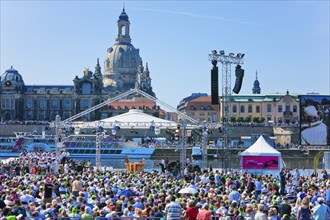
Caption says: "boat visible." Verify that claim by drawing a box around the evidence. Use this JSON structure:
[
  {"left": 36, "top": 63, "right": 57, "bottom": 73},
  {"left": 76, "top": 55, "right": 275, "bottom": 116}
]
[{"left": 0, "top": 132, "right": 155, "bottom": 168}]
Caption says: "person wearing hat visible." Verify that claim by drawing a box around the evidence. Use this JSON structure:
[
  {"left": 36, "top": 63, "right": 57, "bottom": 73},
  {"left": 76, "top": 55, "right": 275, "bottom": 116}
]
[
  {"left": 312, "top": 197, "right": 330, "bottom": 220},
  {"left": 197, "top": 203, "right": 212, "bottom": 220}
]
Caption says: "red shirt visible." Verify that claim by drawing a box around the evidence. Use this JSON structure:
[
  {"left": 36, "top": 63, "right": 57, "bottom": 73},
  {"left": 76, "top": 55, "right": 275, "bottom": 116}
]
[
  {"left": 197, "top": 209, "right": 212, "bottom": 220},
  {"left": 185, "top": 207, "right": 199, "bottom": 220}
]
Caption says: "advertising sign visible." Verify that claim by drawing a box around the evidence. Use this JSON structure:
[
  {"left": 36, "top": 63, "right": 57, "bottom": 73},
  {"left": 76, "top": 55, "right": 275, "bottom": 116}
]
[{"left": 242, "top": 156, "right": 279, "bottom": 170}]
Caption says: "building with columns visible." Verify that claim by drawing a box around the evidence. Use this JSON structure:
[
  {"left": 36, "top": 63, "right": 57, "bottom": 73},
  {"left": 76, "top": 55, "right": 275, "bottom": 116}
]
[{"left": 0, "top": 8, "right": 156, "bottom": 122}]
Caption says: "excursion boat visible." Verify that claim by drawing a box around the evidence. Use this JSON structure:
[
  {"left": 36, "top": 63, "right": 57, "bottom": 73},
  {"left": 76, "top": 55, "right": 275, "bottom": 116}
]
[{"left": 0, "top": 132, "right": 155, "bottom": 168}]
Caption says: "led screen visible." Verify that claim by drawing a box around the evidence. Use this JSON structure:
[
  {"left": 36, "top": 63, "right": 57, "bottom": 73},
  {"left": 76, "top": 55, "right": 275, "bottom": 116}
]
[{"left": 300, "top": 95, "right": 330, "bottom": 145}]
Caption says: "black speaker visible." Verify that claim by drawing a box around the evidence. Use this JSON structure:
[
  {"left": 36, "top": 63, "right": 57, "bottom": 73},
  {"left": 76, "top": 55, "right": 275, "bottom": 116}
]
[
  {"left": 232, "top": 64, "right": 244, "bottom": 94},
  {"left": 211, "top": 66, "right": 219, "bottom": 104}
]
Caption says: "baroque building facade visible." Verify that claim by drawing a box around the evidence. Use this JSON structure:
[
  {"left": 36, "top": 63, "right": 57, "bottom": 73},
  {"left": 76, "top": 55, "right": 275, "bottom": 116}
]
[{"left": 0, "top": 8, "right": 156, "bottom": 122}]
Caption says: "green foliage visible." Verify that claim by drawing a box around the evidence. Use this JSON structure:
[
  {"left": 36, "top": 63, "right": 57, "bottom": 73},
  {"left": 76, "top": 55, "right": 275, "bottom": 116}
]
[{"left": 244, "top": 116, "right": 252, "bottom": 122}]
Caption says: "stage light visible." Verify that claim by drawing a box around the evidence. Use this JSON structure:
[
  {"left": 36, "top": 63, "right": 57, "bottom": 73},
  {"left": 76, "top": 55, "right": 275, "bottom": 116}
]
[
  {"left": 229, "top": 53, "right": 234, "bottom": 57},
  {"left": 241, "top": 54, "right": 245, "bottom": 58},
  {"left": 220, "top": 50, "right": 225, "bottom": 55},
  {"left": 236, "top": 53, "right": 242, "bottom": 58},
  {"left": 211, "top": 50, "right": 217, "bottom": 54}
]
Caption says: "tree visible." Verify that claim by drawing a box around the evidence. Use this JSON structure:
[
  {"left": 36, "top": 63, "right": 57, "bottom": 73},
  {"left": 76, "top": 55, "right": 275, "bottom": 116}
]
[
  {"left": 230, "top": 116, "right": 236, "bottom": 123},
  {"left": 313, "top": 151, "right": 323, "bottom": 177},
  {"left": 252, "top": 117, "right": 259, "bottom": 123},
  {"left": 244, "top": 116, "right": 252, "bottom": 123},
  {"left": 259, "top": 117, "right": 266, "bottom": 123},
  {"left": 236, "top": 116, "right": 244, "bottom": 123}
]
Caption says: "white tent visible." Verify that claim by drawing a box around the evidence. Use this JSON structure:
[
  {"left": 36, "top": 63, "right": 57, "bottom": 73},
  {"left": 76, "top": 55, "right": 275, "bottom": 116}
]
[
  {"left": 100, "top": 109, "right": 178, "bottom": 128},
  {"left": 240, "top": 135, "right": 285, "bottom": 172}
]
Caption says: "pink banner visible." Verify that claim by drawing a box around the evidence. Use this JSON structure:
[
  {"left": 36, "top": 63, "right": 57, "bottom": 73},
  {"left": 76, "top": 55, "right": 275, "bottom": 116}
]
[{"left": 242, "top": 156, "right": 279, "bottom": 170}]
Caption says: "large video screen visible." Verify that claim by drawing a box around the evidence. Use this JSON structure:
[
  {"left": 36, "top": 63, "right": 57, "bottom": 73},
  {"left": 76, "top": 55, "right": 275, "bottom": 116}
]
[{"left": 300, "top": 95, "right": 330, "bottom": 145}]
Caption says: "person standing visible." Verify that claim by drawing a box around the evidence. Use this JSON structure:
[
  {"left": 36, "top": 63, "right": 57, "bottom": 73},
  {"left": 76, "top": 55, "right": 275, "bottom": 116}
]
[
  {"left": 72, "top": 176, "right": 82, "bottom": 197},
  {"left": 197, "top": 203, "right": 212, "bottom": 220},
  {"left": 278, "top": 197, "right": 291, "bottom": 218},
  {"left": 43, "top": 178, "right": 53, "bottom": 204},
  {"left": 255, "top": 204, "right": 267, "bottom": 220},
  {"left": 312, "top": 197, "right": 330, "bottom": 220},
  {"left": 184, "top": 200, "right": 199, "bottom": 220},
  {"left": 165, "top": 196, "right": 181, "bottom": 220},
  {"left": 279, "top": 168, "right": 286, "bottom": 195},
  {"left": 297, "top": 197, "right": 311, "bottom": 220}
]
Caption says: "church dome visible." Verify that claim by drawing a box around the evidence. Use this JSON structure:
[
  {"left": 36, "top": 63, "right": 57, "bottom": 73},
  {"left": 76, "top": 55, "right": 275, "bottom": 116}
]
[
  {"left": 118, "top": 8, "right": 129, "bottom": 21},
  {"left": 1, "top": 66, "right": 24, "bottom": 84},
  {"left": 104, "top": 43, "right": 141, "bottom": 75}
]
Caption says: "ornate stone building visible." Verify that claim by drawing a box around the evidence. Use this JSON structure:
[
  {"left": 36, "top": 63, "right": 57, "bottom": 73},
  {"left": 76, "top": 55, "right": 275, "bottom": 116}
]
[{"left": 0, "top": 8, "right": 156, "bottom": 122}]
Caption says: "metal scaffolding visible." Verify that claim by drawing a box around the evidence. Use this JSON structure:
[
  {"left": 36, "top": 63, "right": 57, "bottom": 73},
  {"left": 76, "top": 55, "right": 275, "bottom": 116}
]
[
  {"left": 180, "top": 122, "right": 187, "bottom": 173},
  {"left": 209, "top": 50, "right": 244, "bottom": 171},
  {"left": 201, "top": 128, "right": 208, "bottom": 171}
]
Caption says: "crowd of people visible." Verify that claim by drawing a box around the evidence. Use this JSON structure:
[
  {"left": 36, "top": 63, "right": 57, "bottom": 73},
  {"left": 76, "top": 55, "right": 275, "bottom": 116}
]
[{"left": 1, "top": 153, "right": 330, "bottom": 220}]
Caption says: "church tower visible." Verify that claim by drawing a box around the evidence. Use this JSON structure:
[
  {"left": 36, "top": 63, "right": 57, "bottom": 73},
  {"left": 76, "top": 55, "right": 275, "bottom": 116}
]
[
  {"left": 252, "top": 71, "right": 261, "bottom": 94},
  {"left": 102, "top": 7, "right": 155, "bottom": 97}
]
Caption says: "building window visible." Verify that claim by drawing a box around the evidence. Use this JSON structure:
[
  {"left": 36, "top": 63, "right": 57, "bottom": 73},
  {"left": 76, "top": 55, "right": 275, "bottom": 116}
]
[
  {"left": 51, "top": 99, "right": 59, "bottom": 109},
  {"left": 2, "top": 99, "right": 14, "bottom": 109},
  {"left": 39, "top": 99, "right": 46, "bottom": 109},
  {"left": 278, "top": 105, "right": 283, "bottom": 113},
  {"left": 200, "top": 106, "right": 206, "bottom": 110},
  {"left": 207, "top": 106, "right": 213, "bottom": 110},
  {"left": 82, "top": 99, "right": 90, "bottom": 109},
  {"left": 293, "top": 105, "right": 297, "bottom": 113},
  {"left": 256, "top": 106, "right": 260, "bottom": 113},
  {"left": 267, "top": 104, "right": 272, "bottom": 113},
  {"left": 285, "top": 104, "right": 290, "bottom": 112},
  {"left": 240, "top": 105, "right": 245, "bottom": 113},
  {"left": 267, "top": 115, "right": 272, "bottom": 122},
  {"left": 50, "top": 112, "right": 57, "bottom": 120},
  {"left": 63, "top": 112, "right": 71, "bottom": 119},
  {"left": 190, "top": 106, "right": 196, "bottom": 110},
  {"left": 248, "top": 105, "right": 252, "bottom": 113},
  {"left": 38, "top": 111, "right": 45, "bottom": 120},
  {"left": 190, "top": 112, "right": 195, "bottom": 116},
  {"left": 200, "top": 113, "right": 205, "bottom": 116},
  {"left": 26, "top": 111, "right": 33, "bottom": 120},
  {"left": 63, "top": 99, "right": 72, "bottom": 110},
  {"left": 82, "top": 83, "right": 91, "bottom": 95},
  {"left": 232, "top": 105, "right": 237, "bottom": 113},
  {"left": 26, "top": 99, "right": 33, "bottom": 109}
]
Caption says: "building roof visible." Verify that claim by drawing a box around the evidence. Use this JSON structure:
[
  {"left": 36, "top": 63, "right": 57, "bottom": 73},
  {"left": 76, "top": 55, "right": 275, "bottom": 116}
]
[{"left": 100, "top": 109, "right": 177, "bottom": 127}]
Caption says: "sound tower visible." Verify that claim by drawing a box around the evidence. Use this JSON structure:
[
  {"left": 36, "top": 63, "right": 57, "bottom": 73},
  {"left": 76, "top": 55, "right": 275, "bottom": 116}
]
[
  {"left": 232, "top": 64, "right": 244, "bottom": 94},
  {"left": 211, "top": 65, "right": 219, "bottom": 105}
]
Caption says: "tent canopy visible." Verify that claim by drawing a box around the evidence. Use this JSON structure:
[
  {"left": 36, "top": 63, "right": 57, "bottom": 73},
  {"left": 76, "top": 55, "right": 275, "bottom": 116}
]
[
  {"left": 240, "top": 135, "right": 281, "bottom": 156},
  {"left": 100, "top": 109, "right": 177, "bottom": 127},
  {"left": 240, "top": 135, "right": 285, "bottom": 171}
]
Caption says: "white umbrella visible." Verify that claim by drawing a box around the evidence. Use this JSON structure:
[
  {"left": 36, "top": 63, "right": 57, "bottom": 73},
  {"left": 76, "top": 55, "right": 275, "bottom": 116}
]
[{"left": 179, "top": 187, "right": 198, "bottom": 194}]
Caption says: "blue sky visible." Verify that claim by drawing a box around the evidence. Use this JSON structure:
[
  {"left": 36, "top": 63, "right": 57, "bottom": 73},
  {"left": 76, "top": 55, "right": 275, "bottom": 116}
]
[{"left": 1, "top": 1, "right": 329, "bottom": 108}]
